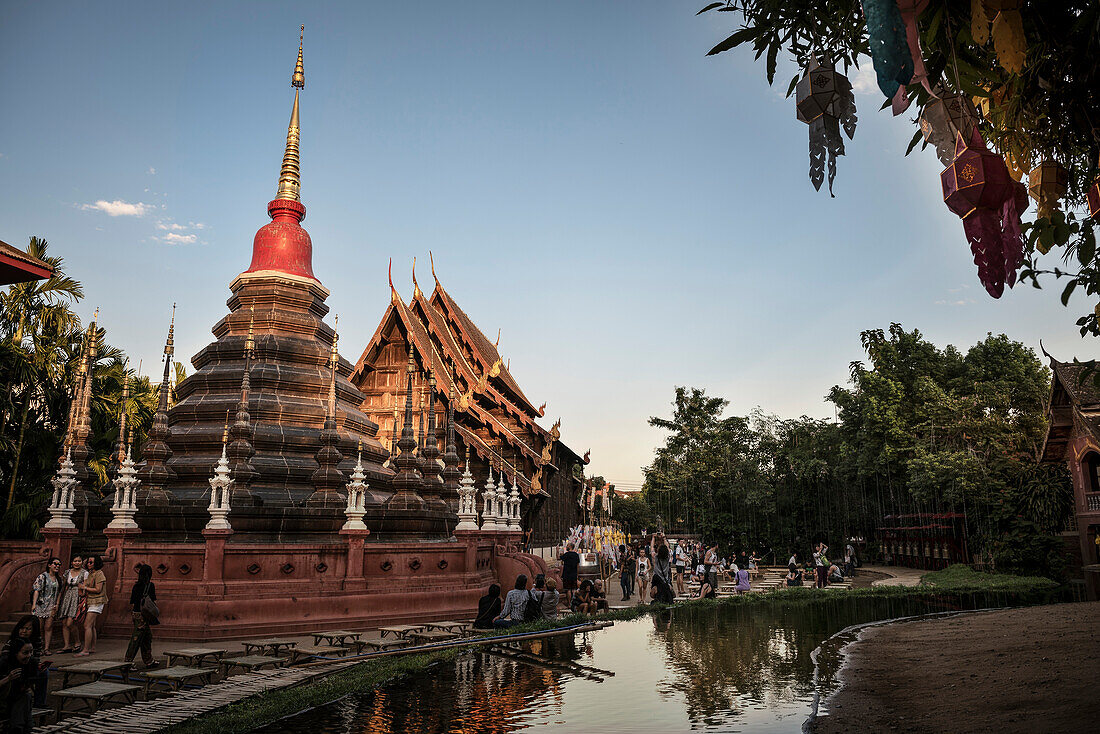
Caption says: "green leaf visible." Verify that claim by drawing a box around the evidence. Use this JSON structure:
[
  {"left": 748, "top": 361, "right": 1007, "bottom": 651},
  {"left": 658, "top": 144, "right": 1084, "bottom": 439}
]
[
  {"left": 1061, "top": 279, "right": 1077, "bottom": 306},
  {"left": 697, "top": 3, "right": 724, "bottom": 14},
  {"left": 905, "top": 129, "right": 923, "bottom": 156},
  {"left": 706, "top": 27, "right": 763, "bottom": 56},
  {"left": 786, "top": 73, "right": 800, "bottom": 98},
  {"left": 766, "top": 42, "right": 779, "bottom": 84}
]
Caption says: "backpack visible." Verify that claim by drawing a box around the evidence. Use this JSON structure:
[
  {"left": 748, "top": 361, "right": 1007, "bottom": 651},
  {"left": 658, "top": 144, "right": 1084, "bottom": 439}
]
[
  {"left": 523, "top": 590, "right": 544, "bottom": 622},
  {"left": 140, "top": 583, "right": 160, "bottom": 625}
]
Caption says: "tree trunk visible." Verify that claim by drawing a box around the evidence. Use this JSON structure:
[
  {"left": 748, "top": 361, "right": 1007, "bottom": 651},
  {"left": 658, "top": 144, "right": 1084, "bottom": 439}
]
[{"left": 5, "top": 394, "right": 31, "bottom": 512}]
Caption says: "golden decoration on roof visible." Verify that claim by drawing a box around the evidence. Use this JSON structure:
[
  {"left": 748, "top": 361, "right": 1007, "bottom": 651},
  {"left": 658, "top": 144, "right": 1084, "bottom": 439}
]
[{"left": 275, "top": 26, "right": 304, "bottom": 202}]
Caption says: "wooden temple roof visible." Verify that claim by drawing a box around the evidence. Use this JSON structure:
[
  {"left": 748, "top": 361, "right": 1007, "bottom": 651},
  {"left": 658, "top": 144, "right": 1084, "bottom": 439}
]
[
  {"left": 351, "top": 273, "right": 581, "bottom": 495},
  {"left": 1040, "top": 357, "right": 1100, "bottom": 463}
]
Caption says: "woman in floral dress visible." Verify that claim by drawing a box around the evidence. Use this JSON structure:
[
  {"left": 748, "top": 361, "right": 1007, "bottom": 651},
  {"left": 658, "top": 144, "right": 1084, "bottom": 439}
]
[{"left": 30, "top": 558, "right": 62, "bottom": 654}]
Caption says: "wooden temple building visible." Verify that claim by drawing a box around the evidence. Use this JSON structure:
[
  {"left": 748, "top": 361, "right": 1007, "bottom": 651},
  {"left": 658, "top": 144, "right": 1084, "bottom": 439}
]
[
  {"left": 1040, "top": 356, "right": 1100, "bottom": 599},
  {"left": 350, "top": 262, "right": 588, "bottom": 548},
  {"left": 0, "top": 29, "right": 585, "bottom": 639}
]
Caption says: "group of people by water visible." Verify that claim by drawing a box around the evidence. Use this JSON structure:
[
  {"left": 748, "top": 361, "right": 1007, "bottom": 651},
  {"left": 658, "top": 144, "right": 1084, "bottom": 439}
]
[{"left": 0, "top": 555, "right": 161, "bottom": 732}]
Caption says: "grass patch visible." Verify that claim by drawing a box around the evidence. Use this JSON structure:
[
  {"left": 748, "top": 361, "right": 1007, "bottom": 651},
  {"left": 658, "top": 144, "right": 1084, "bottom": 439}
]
[
  {"left": 919, "top": 564, "right": 1059, "bottom": 591},
  {"left": 165, "top": 568, "right": 1059, "bottom": 733}
]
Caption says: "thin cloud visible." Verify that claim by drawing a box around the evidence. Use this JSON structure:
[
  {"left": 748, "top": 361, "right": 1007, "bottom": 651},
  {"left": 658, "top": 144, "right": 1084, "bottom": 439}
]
[
  {"left": 80, "top": 199, "right": 151, "bottom": 217},
  {"left": 147, "top": 166, "right": 156, "bottom": 175},
  {"left": 162, "top": 232, "right": 197, "bottom": 245},
  {"left": 934, "top": 298, "right": 975, "bottom": 307},
  {"left": 156, "top": 222, "right": 187, "bottom": 231},
  {"left": 850, "top": 67, "right": 878, "bottom": 96}
]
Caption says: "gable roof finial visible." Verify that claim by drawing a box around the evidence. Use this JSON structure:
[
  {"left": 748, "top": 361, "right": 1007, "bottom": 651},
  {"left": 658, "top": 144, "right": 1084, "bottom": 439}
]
[
  {"left": 412, "top": 257, "right": 422, "bottom": 300},
  {"left": 275, "top": 26, "right": 305, "bottom": 202}
]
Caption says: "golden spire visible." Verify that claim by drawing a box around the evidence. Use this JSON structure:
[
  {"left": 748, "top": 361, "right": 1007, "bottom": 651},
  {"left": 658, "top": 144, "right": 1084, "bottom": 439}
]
[
  {"left": 165, "top": 303, "right": 176, "bottom": 358},
  {"left": 275, "top": 26, "right": 305, "bottom": 202},
  {"left": 412, "top": 257, "right": 422, "bottom": 300}
]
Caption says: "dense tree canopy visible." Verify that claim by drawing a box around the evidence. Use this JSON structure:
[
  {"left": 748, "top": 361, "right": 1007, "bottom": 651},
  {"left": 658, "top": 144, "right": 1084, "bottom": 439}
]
[
  {"left": 0, "top": 238, "right": 163, "bottom": 537},
  {"left": 642, "top": 324, "right": 1071, "bottom": 576}
]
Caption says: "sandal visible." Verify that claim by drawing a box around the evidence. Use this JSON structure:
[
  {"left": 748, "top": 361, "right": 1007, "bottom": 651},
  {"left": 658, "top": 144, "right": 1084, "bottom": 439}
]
[
  {"left": 73, "top": 651, "right": 91, "bottom": 657},
  {"left": 59, "top": 647, "right": 74, "bottom": 654}
]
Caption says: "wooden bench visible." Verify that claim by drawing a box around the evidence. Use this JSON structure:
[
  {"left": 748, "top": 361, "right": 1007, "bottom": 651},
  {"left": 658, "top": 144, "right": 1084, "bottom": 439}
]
[
  {"left": 241, "top": 638, "right": 298, "bottom": 656},
  {"left": 218, "top": 655, "right": 287, "bottom": 676},
  {"left": 53, "top": 681, "right": 140, "bottom": 718},
  {"left": 422, "top": 620, "right": 472, "bottom": 635},
  {"left": 354, "top": 638, "right": 411, "bottom": 653},
  {"left": 289, "top": 645, "right": 348, "bottom": 663},
  {"left": 309, "top": 630, "right": 362, "bottom": 647},
  {"left": 163, "top": 647, "right": 229, "bottom": 668},
  {"left": 57, "top": 660, "right": 133, "bottom": 688},
  {"left": 378, "top": 624, "right": 427, "bottom": 639},
  {"left": 406, "top": 629, "right": 458, "bottom": 645},
  {"left": 141, "top": 666, "right": 215, "bottom": 699}
]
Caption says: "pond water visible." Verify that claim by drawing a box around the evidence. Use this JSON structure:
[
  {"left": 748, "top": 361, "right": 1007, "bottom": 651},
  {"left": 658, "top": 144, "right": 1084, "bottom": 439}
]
[{"left": 258, "top": 589, "right": 1065, "bottom": 734}]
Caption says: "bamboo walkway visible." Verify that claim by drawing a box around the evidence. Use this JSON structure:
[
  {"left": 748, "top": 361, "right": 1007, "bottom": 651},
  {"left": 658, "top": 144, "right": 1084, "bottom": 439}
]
[{"left": 35, "top": 621, "right": 614, "bottom": 733}]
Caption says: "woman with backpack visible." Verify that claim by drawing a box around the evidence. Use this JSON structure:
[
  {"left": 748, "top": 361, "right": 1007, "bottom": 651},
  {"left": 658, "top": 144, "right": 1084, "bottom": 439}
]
[{"left": 124, "top": 564, "right": 160, "bottom": 670}]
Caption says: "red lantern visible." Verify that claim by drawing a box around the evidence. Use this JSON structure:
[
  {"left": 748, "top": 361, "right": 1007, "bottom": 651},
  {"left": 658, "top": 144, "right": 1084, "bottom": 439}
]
[
  {"left": 941, "top": 128, "right": 1028, "bottom": 298},
  {"left": 1088, "top": 155, "right": 1100, "bottom": 221}
]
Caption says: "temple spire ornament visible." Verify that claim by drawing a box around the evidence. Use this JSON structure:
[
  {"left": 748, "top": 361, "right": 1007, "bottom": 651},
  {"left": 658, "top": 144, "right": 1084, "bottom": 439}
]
[
  {"left": 206, "top": 421, "right": 233, "bottom": 531},
  {"left": 308, "top": 314, "right": 346, "bottom": 506},
  {"left": 440, "top": 376, "right": 461, "bottom": 514},
  {"left": 386, "top": 341, "right": 427, "bottom": 511},
  {"left": 226, "top": 305, "right": 258, "bottom": 503},
  {"left": 455, "top": 446, "right": 478, "bottom": 531},
  {"left": 138, "top": 305, "right": 178, "bottom": 505},
  {"left": 245, "top": 26, "right": 316, "bottom": 282},
  {"left": 420, "top": 370, "right": 446, "bottom": 510},
  {"left": 342, "top": 441, "right": 369, "bottom": 532}
]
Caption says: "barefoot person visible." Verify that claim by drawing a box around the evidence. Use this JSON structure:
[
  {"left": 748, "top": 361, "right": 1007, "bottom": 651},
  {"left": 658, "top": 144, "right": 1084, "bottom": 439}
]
[{"left": 75, "top": 555, "right": 108, "bottom": 657}]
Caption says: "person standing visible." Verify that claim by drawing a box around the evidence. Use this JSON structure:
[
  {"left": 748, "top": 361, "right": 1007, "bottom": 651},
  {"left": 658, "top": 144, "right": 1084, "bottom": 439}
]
[
  {"left": 651, "top": 533, "right": 675, "bottom": 604},
  {"left": 813, "top": 543, "right": 829, "bottom": 589},
  {"left": 637, "top": 549, "right": 651, "bottom": 601},
  {"left": 57, "top": 555, "right": 86, "bottom": 653},
  {"left": 618, "top": 545, "right": 635, "bottom": 601},
  {"left": 559, "top": 543, "right": 581, "bottom": 604},
  {"left": 124, "top": 564, "right": 160, "bottom": 670},
  {"left": 75, "top": 555, "right": 108, "bottom": 657},
  {"left": 31, "top": 558, "right": 61, "bottom": 654},
  {"left": 844, "top": 541, "right": 857, "bottom": 576},
  {"left": 673, "top": 542, "right": 688, "bottom": 596}
]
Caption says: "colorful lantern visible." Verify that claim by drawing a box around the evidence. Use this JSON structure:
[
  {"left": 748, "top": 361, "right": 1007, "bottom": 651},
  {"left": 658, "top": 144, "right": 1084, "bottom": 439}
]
[
  {"left": 1088, "top": 156, "right": 1100, "bottom": 221},
  {"left": 919, "top": 92, "right": 980, "bottom": 165},
  {"left": 895, "top": 1, "right": 932, "bottom": 93},
  {"left": 861, "top": 0, "right": 914, "bottom": 114},
  {"left": 1027, "top": 159, "right": 1068, "bottom": 221},
  {"left": 795, "top": 57, "right": 857, "bottom": 196},
  {"left": 941, "top": 128, "right": 1028, "bottom": 298},
  {"left": 979, "top": 0, "right": 1027, "bottom": 73}
]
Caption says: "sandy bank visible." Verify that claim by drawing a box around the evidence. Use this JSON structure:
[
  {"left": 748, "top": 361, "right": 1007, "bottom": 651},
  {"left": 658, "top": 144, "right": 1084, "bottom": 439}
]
[{"left": 813, "top": 601, "right": 1100, "bottom": 734}]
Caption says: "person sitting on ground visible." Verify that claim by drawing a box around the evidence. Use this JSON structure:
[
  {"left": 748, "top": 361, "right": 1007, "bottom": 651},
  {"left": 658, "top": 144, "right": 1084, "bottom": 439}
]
[
  {"left": 2, "top": 618, "right": 46, "bottom": 709},
  {"left": 541, "top": 578, "right": 560, "bottom": 619},
  {"left": 474, "top": 583, "right": 503, "bottom": 629},
  {"left": 786, "top": 564, "right": 803, "bottom": 587},
  {"left": 493, "top": 574, "right": 530, "bottom": 628},
  {"left": 571, "top": 579, "right": 594, "bottom": 615},
  {"left": 591, "top": 579, "right": 609, "bottom": 612},
  {"left": 734, "top": 566, "right": 752, "bottom": 594},
  {"left": 0, "top": 639, "right": 36, "bottom": 734}
]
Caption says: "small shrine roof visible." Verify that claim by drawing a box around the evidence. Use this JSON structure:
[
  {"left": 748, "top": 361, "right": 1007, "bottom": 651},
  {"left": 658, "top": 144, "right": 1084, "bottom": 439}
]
[{"left": 0, "top": 238, "right": 53, "bottom": 285}]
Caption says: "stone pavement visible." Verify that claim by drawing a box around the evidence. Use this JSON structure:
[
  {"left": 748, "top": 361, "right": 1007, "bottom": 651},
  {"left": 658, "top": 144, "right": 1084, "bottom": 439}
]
[{"left": 865, "top": 564, "right": 924, "bottom": 587}]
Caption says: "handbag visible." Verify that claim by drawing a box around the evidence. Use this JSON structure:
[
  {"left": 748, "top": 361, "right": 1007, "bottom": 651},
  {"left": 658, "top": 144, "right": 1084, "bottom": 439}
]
[
  {"left": 74, "top": 595, "right": 87, "bottom": 625},
  {"left": 140, "top": 583, "right": 160, "bottom": 624}
]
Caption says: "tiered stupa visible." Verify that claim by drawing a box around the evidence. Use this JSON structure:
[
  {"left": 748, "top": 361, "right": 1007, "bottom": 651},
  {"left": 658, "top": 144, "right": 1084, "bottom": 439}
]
[{"left": 156, "top": 29, "right": 452, "bottom": 537}]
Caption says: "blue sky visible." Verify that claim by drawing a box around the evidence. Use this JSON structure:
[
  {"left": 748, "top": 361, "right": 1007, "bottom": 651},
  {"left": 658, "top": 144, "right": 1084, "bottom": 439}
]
[{"left": 1, "top": 1, "right": 1092, "bottom": 489}]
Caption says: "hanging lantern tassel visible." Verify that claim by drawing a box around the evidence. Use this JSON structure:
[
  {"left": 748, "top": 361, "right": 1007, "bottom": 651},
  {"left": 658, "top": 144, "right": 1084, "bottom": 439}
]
[
  {"left": 941, "top": 129, "right": 1028, "bottom": 298},
  {"left": 982, "top": 1, "right": 1027, "bottom": 74},
  {"left": 1028, "top": 159, "right": 1068, "bottom": 225},
  {"left": 1087, "top": 155, "right": 1100, "bottom": 221},
  {"left": 919, "top": 92, "right": 980, "bottom": 166},
  {"left": 895, "top": 1, "right": 932, "bottom": 93},
  {"left": 796, "top": 58, "right": 857, "bottom": 196},
  {"left": 861, "top": 0, "right": 914, "bottom": 115}
]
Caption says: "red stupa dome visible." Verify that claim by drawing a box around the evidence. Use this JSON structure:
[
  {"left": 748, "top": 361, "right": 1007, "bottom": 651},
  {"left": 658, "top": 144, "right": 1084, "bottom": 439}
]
[{"left": 246, "top": 199, "right": 316, "bottom": 281}]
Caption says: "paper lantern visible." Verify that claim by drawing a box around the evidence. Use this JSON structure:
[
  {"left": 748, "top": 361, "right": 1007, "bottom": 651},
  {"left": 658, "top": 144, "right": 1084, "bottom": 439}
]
[
  {"left": 919, "top": 93, "right": 980, "bottom": 165},
  {"left": 980, "top": 0, "right": 1027, "bottom": 73},
  {"left": 861, "top": 0, "right": 914, "bottom": 114},
  {"left": 941, "top": 128, "right": 1029, "bottom": 298},
  {"left": 795, "top": 57, "right": 857, "bottom": 196},
  {"left": 1088, "top": 156, "right": 1100, "bottom": 221},
  {"left": 896, "top": 0, "right": 931, "bottom": 93},
  {"left": 1027, "top": 159, "right": 1068, "bottom": 221}
]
